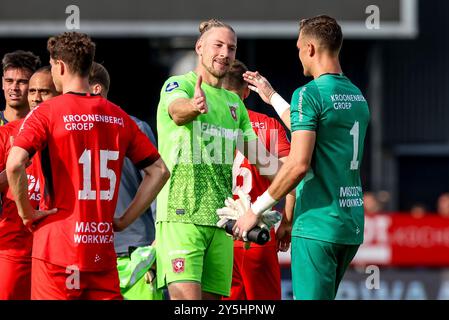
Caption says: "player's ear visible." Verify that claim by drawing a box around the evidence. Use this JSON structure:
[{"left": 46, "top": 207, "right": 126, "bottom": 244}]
[
  {"left": 91, "top": 83, "right": 102, "bottom": 95},
  {"left": 243, "top": 86, "right": 250, "bottom": 100},
  {"left": 308, "top": 42, "right": 315, "bottom": 58},
  {"left": 195, "top": 38, "right": 203, "bottom": 56},
  {"left": 59, "top": 60, "right": 66, "bottom": 76}
]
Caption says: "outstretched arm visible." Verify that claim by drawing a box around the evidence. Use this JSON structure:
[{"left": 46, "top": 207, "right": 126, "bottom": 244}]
[
  {"left": 243, "top": 71, "right": 291, "bottom": 129},
  {"left": 233, "top": 130, "right": 315, "bottom": 239},
  {"left": 168, "top": 75, "right": 208, "bottom": 126}
]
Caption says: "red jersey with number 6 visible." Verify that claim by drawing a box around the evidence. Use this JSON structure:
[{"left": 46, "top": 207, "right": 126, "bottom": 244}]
[
  {"left": 232, "top": 110, "right": 290, "bottom": 247},
  {"left": 13, "top": 93, "right": 160, "bottom": 271}
]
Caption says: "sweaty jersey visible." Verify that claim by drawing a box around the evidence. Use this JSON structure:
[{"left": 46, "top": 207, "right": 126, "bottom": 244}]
[
  {"left": 290, "top": 73, "right": 370, "bottom": 245},
  {"left": 157, "top": 71, "right": 257, "bottom": 226},
  {"left": 0, "top": 120, "right": 43, "bottom": 260},
  {"left": 13, "top": 92, "right": 160, "bottom": 271},
  {"left": 232, "top": 110, "right": 290, "bottom": 248}
]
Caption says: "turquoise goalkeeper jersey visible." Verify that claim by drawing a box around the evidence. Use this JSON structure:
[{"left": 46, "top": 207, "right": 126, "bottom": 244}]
[{"left": 291, "top": 73, "right": 370, "bottom": 245}]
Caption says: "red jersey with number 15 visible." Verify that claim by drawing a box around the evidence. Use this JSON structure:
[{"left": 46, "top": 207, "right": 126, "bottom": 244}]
[
  {"left": 232, "top": 110, "right": 290, "bottom": 248},
  {"left": 13, "top": 93, "right": 160, "bottom": 271}
]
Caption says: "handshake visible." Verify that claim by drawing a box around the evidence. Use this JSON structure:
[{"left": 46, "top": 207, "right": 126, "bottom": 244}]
[{"left": 216, "top": 190, "right": 281, "bottom": 244}]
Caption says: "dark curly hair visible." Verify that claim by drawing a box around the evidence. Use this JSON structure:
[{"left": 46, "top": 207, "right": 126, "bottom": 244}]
[
  {"left": 47, "top": 32, "right": 95, "bottom": 77},
  {"left": 2, "top": 50, "right": 41, "bottom": 74},
  {"left": 299, "top": 15, "right": 343, "bottom": 53}
]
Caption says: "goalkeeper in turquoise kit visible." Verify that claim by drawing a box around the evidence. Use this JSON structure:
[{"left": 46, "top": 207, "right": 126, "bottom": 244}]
[{"left": 234, "top": 15, "right": 370, "bottom": 299}]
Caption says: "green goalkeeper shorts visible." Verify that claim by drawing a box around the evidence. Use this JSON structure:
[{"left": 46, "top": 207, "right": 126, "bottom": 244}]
[
  {"left": 155, "top": 221, "right": 233, "bottom": 297},
  {"left": 117, "top": 246, "right": 164, "bottom": 300},
  {"left": 291, "top": 236, "right": 359, "bottom": 300}
]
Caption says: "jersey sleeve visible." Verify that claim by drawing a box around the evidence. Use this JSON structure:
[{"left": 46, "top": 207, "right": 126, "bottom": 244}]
[
  {"left": 126, "top": 117, "right": 161, "bottom": 170},
  {"left": 13, "top": 104, "right": 51, "bottom": 157},
  {"left": 159, "top": 76, "right": 194, "bottom": 114},
  {"left": 290, "top": 84, "right": 321, "bottom": 133},
  {"left": 238, "top": 102, "right": 258, "bottom": 142},
  {"left": 271, "top": 118, "right": 291, "bottom": 158}
]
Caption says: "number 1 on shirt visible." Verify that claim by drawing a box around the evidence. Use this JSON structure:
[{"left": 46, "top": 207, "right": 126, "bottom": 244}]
[{"left": 350, "top": 121, "right": 359, "bottom": 170}]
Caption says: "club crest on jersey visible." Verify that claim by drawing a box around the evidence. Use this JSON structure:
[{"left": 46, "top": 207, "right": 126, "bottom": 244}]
[
  {"left": 165, "top": 81, "right": 179, "bottom": 92},
  {"left": 172, "top": 258, "right": 185, "bottom": 273},
  {"left": 229, "top": 104, "right": 238, "bottom": 121}
]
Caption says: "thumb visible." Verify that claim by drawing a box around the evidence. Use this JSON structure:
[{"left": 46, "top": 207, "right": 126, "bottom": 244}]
[{"left": 195, "top": 75, "right": 203, "bottom": 95}]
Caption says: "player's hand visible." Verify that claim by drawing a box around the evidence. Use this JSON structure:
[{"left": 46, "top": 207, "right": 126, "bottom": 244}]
[
  {"left": 233, "top": 207, "right": 260, "bottom": 241},
  {"left": 23, "top": 208, "right": 57, "bottom": 232},
  {"left": 276, "top": 220, "right": 292, "bottom": 252},
  {"left": 113, "top": 217, "right": 127, "bottom": 232},
  {"left": 192, "top": 75, "right": 208, "bottom": 114},
  {"left": 243, "top": 71, "right": 276, "bottom": 105}
]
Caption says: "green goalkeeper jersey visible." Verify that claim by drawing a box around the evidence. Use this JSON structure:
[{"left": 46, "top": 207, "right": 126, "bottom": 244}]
[
  {"left": 156, "top": 71, "right": 257, "bottom": 226},
  {"left": 290, "top": 73, "right": 370, "bottom": 245}
]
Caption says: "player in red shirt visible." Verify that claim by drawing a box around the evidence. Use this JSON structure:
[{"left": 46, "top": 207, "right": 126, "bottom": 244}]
[
  {"left": 6, "top": 32, "right": 170, "bottom": 300},
  {"left": 0, "top": 53, "right": 46, "bottom": 300},
  {"left": 0, "top": 120, "right": 46, "bottom": 299},
  {"left": 1, "top": 50, "right": 41, "bottom": 125},
  {"left": 221, "top": 60, "right": 294, "bottom": 300}
]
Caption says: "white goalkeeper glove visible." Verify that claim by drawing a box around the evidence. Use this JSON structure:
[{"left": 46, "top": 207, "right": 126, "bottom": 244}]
[
  {"left": 258, "top": 210, "right": 282, "bottom": 230},
  {"left": 216, "top": 198, "right": 240, "bottom": 228},
  {"left": 216, "top": 190, "right": 251, "bottom": 229},
  {"left": 216, "top": 191, "right": 281, "bottom": 241},
  {"left": 234, "top": 190, "right": 281, "bottom": 230}
]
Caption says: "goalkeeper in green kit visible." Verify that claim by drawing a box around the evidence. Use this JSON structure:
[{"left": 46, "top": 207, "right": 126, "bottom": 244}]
[
  {"left": 233, "top": 15, "right": 370, "bottom": 299},
  {"left": 155, "top": 19, "right": 282, "bottom": 300}
]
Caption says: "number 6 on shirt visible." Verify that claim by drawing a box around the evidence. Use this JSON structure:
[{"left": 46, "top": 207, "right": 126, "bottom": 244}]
[{"left": 78, "top": 149, "right": 119, "bottom": 200}]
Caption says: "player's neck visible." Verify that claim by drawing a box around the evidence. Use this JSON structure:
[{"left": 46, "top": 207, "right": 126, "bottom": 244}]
[
  {"left": 194, "top": 67, "right": 223, "bottom": 88},
  {"left": 61, "top": 76, "right": 91, "bottom": 95},
  {"left": 4, "top": 105, "right": 29, "bottom": 122},
  {"left": 312, "top": 57, "right": 342, "bottom": 79}
]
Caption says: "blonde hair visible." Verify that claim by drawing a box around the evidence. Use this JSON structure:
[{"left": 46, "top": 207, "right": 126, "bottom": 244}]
[{"left": 198, "top": 19, "right": 235, "bottom": 38}]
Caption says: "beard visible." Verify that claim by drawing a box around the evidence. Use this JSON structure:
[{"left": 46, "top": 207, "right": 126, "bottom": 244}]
[
  {"left": 6, "top": 97, "right": 28, "bottom": 110},
  {"left": 201, "top": 57, "right": 230, "bottom": 79}
]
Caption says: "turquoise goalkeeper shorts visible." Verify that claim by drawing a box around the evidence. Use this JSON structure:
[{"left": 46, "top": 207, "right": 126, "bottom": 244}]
[{"left": 291, "top": 236, "right": 359, "bottom": 300}]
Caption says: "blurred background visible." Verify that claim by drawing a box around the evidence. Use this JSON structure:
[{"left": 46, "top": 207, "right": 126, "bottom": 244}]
[{"left": 1, "top": 0, "right": 449, "bottom": 299}]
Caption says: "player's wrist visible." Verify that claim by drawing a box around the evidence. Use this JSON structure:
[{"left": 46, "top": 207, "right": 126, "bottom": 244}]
[
  {"left": 270, "top": 92, "right": 290, "bottom": 117},
  {"left": 266, "top": 88, "right": 276, "bottom": 101},
  {"left": 190, "top": 99, "right": 201, "bottom": 114},
  {"left": 251, "top": 190, "right": 278, "bottom": 216}
]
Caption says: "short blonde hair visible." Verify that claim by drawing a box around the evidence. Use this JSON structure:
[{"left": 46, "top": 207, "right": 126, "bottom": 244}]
[{"left": 198, "top": 19, "right": 235, "bottom": 38}]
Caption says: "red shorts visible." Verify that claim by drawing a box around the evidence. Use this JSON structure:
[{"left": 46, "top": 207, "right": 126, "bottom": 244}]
[
  {"left": 0, "top": 254, "right": 31, "bottom": 300},
  {"left": 223, "top": 242, "right": 281, "bottom": 300},
  {"left": 31, "top": 258, "right": 122, "bottom": 300}
]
